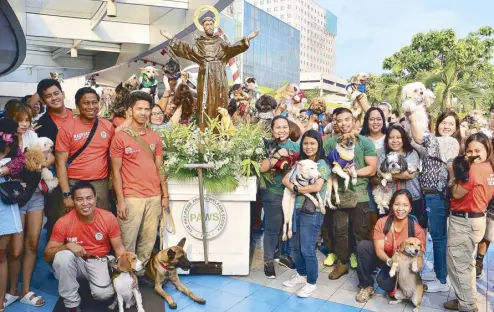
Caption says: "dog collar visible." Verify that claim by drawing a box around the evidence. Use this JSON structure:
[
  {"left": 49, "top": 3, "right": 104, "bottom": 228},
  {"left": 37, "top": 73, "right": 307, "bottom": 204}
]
[{"left": 159, "top": 262, "right": 168, "bottom": 271}]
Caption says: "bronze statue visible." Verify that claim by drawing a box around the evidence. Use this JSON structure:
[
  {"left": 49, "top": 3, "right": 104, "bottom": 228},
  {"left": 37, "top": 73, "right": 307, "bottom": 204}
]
[{"left": 161, "top": 12, "right": 259, "bottom": 131}]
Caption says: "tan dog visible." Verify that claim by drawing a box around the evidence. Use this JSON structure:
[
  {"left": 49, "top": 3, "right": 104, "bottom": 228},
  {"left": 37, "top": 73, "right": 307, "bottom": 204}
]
[
  {"left": 217, "top": 107, "right": 234, "bottom": 132},
  {"left": 347, "top": 73, "right": 369, "bottom": 119},
  {"left": 146, "top": 238, "right": 206, "bottom": 309},
  {"left": 389, "top": 237, "right": 425, "bottom": 312},
  {"left": 109, "top": 252, "right": 145, "bottom": 312},
  {"left": 326, "top": 131, "right": 359, "bottom": 209}
]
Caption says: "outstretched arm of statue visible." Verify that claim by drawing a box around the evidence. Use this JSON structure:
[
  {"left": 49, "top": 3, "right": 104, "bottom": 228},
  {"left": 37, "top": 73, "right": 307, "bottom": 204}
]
[
  {"left": 247, "top": 29, "right": 260, "bottom": 41},
  {"left": 223, "top": 37, "right": 251, "bottom": 62},
  {"left": 161, "top": 29, "right": 201, "bottom": 63}
]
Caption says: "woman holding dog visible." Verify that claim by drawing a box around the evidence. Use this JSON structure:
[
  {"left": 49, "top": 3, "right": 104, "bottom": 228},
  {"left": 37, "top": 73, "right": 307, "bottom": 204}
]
[
  {"left": 409, "top": 111, "right": 461, "bottom": 293},
  {"left": 444, "top": 133, "right": 494, "bottom": 312},
  {"left": 355, "top": 189, "right": 426, "bottom": 303},
  {"left": 281, "top": 129, "right": 330, "bottom": 298},
  {"left": 260, "top": 115, "right": 300, "bottom": 278}
]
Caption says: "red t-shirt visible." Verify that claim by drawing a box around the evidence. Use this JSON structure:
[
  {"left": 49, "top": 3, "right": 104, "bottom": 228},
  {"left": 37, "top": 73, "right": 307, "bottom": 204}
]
[
  {"left": 373, "top": 215, "right": 426, "bottom": 257},
  {"left": 451, "top": 162, "right": 494, "bottom": 213},
  {"left": 50, "top": 208, "right": 120, "bottom": 257},
  {"left": 49, "top": 109, "right": 74, "bottom": 129},
  {"left": 56, "top": 117, "right": 114, "bottom": 180},
  {"left": 112, "top": 117, "right": 126, "bottom": 128},
  {"left": 110, "top": 129, "right": 163, "bottom": 198}
]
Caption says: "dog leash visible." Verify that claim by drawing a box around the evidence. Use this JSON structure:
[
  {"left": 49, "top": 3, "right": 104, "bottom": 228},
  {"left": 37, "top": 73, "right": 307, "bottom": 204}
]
[
  {"left": 83, "top": 254, "right": 115, "bottom": 289},
  {"left": 160, "top": 208, "right": 176, "bottom": 250}
]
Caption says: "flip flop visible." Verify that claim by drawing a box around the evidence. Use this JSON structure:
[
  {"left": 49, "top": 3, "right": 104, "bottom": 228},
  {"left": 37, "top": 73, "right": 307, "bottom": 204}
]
[
  {"left": 19, "top": 291, "right": 45, "bottom": 307},
  {"left": 3, "top": 293, "right": 19, "bottom": 308}
]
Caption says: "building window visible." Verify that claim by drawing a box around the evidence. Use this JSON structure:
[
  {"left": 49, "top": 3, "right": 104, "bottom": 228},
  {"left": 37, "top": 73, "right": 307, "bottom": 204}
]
[
  {"left": 281, "top": 5, "right": 284, "bottom": 9},
  {"left": 287, "top": 13, "right": 291, "bottom": 18},
  {"left": 260, "top": 0, "right": 264, "bottom": 3},
  {"left": 267, "top": 8, "right": 271, "bottom": 12},
  {"left": 274, "top": 7, "right": 278, "bottom": 11},
  {"left": 288, "top": 4, "right": 291, "bottom": 8}
]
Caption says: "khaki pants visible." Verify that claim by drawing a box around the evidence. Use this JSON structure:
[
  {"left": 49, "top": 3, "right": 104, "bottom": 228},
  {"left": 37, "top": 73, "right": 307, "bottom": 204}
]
[
  {"left": 53, "top": 250, "right": 114, "bottom": 308},
  {"left": 447, "top": 214, "right": 486, "bottom": 311},
  {"left": 118, "top": 196, "right": 161, "bottom": 267},
  {"left": 69, "top": 178, "right": 110, "bottom": 211}
]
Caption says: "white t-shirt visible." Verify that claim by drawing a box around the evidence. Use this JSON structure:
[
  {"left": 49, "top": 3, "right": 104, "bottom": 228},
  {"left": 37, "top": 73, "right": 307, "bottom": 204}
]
[{"left": 22, "top": 130, "right": 38, "bottom": 152}]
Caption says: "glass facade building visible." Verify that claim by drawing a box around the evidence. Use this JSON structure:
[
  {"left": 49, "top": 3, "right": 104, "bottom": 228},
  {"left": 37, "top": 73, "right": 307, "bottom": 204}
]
[{"left": 242, "top": 2, "right": 300, "bottom": 89}]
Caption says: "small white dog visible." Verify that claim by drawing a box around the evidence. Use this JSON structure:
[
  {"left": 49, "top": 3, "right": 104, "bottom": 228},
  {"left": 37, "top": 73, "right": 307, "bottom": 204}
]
[
  {"left": 401, "top": 82, "right": 436, "bottom": 134},
  {"left": 373, "top": 152, "right": 416, "bottom": 215},
  {"left": 109, "top": 252, "right": 145, "bottom": 312},
  {"left": 326, "top": 131, "right": 359, "bottom": 209},
  {"left": 282, "top": 159, "right": 325, "bottom": 241}
]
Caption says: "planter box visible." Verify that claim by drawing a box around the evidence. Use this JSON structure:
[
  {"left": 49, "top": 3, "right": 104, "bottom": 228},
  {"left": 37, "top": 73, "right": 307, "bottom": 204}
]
[{"left": 163, "top": 177, "right": 257, "bottom": 275}]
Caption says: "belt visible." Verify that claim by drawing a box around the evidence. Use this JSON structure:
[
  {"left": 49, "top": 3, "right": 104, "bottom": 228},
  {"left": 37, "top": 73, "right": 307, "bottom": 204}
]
[
  {"left": 450, "top": 211, "right": 485, "bottom": 218},
  {"left": 422, "top": 188, "right": 440, "bottom": 195}
]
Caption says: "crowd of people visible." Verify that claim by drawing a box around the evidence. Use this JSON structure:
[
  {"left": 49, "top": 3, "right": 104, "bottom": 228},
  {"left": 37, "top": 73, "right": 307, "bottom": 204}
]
[{"left": 0, "top": 75, "right": 493, "bottom": 312}]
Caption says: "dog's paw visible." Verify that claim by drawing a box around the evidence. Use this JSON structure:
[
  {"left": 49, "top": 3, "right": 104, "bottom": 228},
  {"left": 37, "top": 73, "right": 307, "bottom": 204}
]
[
  {"left": 195, "top": 298, "right": 206, "bottom": 305},
  {"left": 335, "top": 197, "right": 340, "bottom": 205},
  {"left": 320, "top": 207, "right": 326, "bottom": 215},
  {"left": 282, "top": 234, "right": 287, "bottom": 241},
  {"left": 389, "top": 299, "right": 402, "bottom": 305},
  {"left": 126, "top": 302, "right": 132, "bottom": 309},
  {"left": 168, "top": 302, "right": 178, "bottom": 309},
  {"left": 288, "top": 230, "right": 293, "bottom": 239},
  {"left": 412, "top": 262, "right": 419, "bottom": 273},
  {"left": 389, "top": 269, "right": 396, "bottom": 278},
  {"left": 351, "top": 178, "right": 357, "bottom": 186},
  {"left": 378, "top": 207, "right": 386, "bottom": 215}
]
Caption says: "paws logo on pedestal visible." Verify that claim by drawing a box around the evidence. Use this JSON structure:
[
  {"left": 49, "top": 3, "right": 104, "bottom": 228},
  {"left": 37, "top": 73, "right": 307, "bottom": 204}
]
[{"left": 182, "top": 195, "right": 227, "bottom": 240}]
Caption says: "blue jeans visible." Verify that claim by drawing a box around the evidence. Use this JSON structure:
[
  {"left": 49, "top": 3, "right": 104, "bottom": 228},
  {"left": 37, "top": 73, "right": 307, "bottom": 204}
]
[
  {"left": 425, "top": 193, "right": 448, "bottom": 283},
  {"left": 291, "top": 210, "right": 322, "bottom": 284},
  {"left": 262, "top": 190, "right": 284, "bottom": 263}
]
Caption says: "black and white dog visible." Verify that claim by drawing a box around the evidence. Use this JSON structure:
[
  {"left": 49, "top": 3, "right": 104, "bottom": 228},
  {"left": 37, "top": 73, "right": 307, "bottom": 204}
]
[{"left": 373, "top": 152, "right": 416, "bottom": 215}]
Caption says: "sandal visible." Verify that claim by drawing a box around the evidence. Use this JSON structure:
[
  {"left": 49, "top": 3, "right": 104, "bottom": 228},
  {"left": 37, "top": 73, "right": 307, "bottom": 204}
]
[
  {"left": 3, "top": 293, "right": 19, "bottom": 308},
  {"left": 19, "top": 291, "right": 45, "bottom": 307}
]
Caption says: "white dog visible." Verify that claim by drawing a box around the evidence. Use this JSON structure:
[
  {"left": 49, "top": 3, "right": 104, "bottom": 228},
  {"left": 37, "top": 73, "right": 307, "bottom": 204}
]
[
  {"left": 373, "top": 153, "right": 416, "bottom": 215},
  {"left": 109, "top": 252, "right": 145, "bottom": 312},
  {"left": 282, "top": 159, "right": 325, "bottom": 241},
  {"left": 401, "top": 82, "right": 436, "bottom": 134}
]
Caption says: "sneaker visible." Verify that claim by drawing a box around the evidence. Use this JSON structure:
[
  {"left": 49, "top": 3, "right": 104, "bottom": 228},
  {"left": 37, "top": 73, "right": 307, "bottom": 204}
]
[
  {"left": 283, "top": 273, "right": 307, "bottom": 287},
  {"left": 443, "top": 299, "right": 459, "bottom": 310},
  {"left": 350, "top": 253, "right": 358, "bottom": 269},
  {"left": 328, "top": 262, "right": 349, "bottom": 280},
  {"left": 355, "top": 286, "right": 374, "bottom": 303},
  {"left": 323, "top": 253, "right": 337, "bottom": 267},
  {"left": 296, "top": 283, "right": 317, "bottom": 298},
  {"left": 278, "top": 255, "right": 296, "bottom": 269},
  {"left": 475, "top": 258, "right": 483, "bottom": 279},
  {"left": 425, "top": 279, "right": 449, "bottom": 293},
  {"left": 264, "top": 262, "right": 276, "bottom": 279},
  {"left": 421, "top": 271, "right": 436, "bottom": 281}
]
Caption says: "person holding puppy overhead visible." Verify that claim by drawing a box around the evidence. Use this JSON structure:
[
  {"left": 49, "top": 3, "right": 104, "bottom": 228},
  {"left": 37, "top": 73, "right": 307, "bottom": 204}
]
[
  {"left": 259, "top": 115, "right": 300, "bottom": 278},
  {"left": 355, "top": 189, "right": 426, "bottom": 303},
  {"left": 443, "top": 133, "right": 494, "bottom": 312}
]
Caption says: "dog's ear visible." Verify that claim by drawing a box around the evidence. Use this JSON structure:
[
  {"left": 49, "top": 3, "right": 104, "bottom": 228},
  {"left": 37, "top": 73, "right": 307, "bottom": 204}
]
[
  {"left": 117, "top": 254, "right": 132, "bottom": 272},
  {"left": 398, "top": 240, "right": 407, "bottom": 253},
  {"left": 115, "top": 82, "right": 123, "bottom": 93},
  {"left": 398, "top": 156, "right": 408, "bottom": 172},
  {"left": 167, "top": 249, "right": 176, "bottom": 260},
  {"left": 336, "top": 135, "right": 343, "bottom": 144},
  {"left": 380, "top": 159, "right": 389, "bottom": 173},
  {"left": 177, "top": 237, "right": 186, "bottom": 248}
]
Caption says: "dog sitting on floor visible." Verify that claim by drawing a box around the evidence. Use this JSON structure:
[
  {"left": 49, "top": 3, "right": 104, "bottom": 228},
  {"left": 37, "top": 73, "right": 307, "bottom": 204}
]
[
  {"left": 109, "top": 252, "right": 145, "bottom": 312},
  {"left": 282, "top": 159, "right": 325, "bottom": 241},
  {"left": 389, "top": 237, "right": 425, "bottom": 312},
  {"left": 325, "top": 131, "right": 359, "bottom": 209}
]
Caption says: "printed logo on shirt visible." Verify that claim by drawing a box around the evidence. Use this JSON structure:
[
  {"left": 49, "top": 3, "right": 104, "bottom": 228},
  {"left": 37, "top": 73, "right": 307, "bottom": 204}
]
[
  {"left": 67, "top": 237, "right": 82, "bottom": 244},
  {"left": 100, "top": 131, "right": 107, "bottom": 139},
  {"left": 488, "top": 174, "right": 494, "bottom": 186},
  {"left": 95, "top": 232, "right": 104, "bottom": 241},
  {"left": 124, "top": 147, "right": 140, "bottom": 155},
  {"left": 150, "top": 144, "right": 156, "bottom": 151},
  {"left": 73, "top": 131, "right": 90, "bottom": 142}
]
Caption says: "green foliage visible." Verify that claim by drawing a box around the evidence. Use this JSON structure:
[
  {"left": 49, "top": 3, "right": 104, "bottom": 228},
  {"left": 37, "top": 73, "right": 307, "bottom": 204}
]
[{"left": 157, "top": 119, "right": 268, "bottom": 193}]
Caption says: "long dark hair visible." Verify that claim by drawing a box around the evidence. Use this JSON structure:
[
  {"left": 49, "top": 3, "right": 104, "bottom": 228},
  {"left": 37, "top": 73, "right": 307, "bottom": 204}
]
[
  {"left": 435, "top": 111, "right": 461, "bottom": 143},
  {"left": 173, "top": 83, "right": 195, "bottom": 121},
  {"left": 389, "top": 189, "right": 413, "bottom": 212},
  {"left": 385, "top": 124, "right": 413, "bottom": 155},
  {"left": 465, "top": 132, "right": 494, "bottom": 171},
  {"left": 299, "top": 130, "right": 326, "bottom": 163},
  {"left": 0, "top": 118, "right": 20, "bottom": 158},
  {"left": 360, "top": 107, "right": 387, "bottom": 136}
]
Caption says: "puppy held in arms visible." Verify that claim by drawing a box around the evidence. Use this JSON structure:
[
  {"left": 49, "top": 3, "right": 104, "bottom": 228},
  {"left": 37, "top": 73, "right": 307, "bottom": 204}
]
[
  {"left": 282, "top": 159, "right": 325, "bottom": 241},
  {"left": 109, "top": 252, "right": 145, "bottom": 312},
  {"left": 373, "top": 152, "right": 416, "bottom": 215},
  {"left": 389, "top": 237, "right": 425, "bottom": 312},
  {"left": 325, "top": 131, "right": 359, "bottom": 209}
]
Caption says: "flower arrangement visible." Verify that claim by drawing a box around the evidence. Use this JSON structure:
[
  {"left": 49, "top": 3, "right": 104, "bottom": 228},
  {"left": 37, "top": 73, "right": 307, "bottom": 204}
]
[{"left": 157, "top": 117, "right": 269, "bottom": 193}]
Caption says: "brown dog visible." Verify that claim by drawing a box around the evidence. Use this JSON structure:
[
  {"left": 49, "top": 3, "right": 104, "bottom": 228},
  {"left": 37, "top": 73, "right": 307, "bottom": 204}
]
[
  {"left": 389, "top": 237, "right": 425, "bottom": 312},
  {"left": 146, "top": 238, "right": 206, "bottom": 309}
]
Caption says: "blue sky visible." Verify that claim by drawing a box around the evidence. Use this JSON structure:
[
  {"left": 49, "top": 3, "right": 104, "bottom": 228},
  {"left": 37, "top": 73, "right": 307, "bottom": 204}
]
[{"left": 315, "top": 0, "right": 494, "bottom": 79}]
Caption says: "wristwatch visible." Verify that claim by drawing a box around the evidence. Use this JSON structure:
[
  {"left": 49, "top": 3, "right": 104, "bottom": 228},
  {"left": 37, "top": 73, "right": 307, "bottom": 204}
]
[
  {"left": 293, "top": 185, "right": 299, "bottom": 194},
  {"left": 62, "top": 192, "right": 71, "bottom": 199}
]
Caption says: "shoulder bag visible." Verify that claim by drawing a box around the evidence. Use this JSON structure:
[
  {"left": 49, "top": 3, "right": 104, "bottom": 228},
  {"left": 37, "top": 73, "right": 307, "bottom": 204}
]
[{"left": 66, "top": 118, "right": 99, "bottom": 167}]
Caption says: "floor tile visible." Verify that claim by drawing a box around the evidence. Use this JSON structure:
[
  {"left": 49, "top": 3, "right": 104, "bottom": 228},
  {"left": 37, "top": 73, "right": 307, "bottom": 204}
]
[
  {"left": 281, "top": 294, "right": 326, "bottom": 312},
  {"left": 310, "top": 284, "right": 338, "bottom": 300},
  {"left": 179, "top": 304, "right": 221, "bottom": 312},
  {"left": 421, "top": 293, "right": 449, "bottom": 310},
  {"left": 249, "top": 286, "right": 291, "bottom": 305},
  {"left": 362, "top": 295, "right": 407, "bottom": 312},
  {"left": 220, "top": 279, "right": 262, "bottom": 297},
  {"left": 192, "top": 275, "right": 234, "bottom": 289},
  {"left": 328, "top": 288, "right": 365, "bottom": 309},
  {"left": 228, "top": 298, "right": 277, "bottom": 312},
  {"left": 265, "top": 270, "right": 304, "bottom": 293},
  {"left": 402, "top": 303, "right": 444, "bottom": 312},
  {"left": 340, "top": 276, "right": 359, "bottom": 292},
  {"left": 234, "top": 269, "right": 272, "bottom": 286},
  {"left": 315, "top": 272, "right": 349, "bottom": 288},
  {"left": 318, "top": 301, "right": 362, "bottom": 312},
  {"left": 200, "top": 290, "right": 245, "bottom": 310}
]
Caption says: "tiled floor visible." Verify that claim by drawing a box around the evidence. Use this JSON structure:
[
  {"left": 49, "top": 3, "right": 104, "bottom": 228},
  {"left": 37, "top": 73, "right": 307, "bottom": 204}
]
[{"left": 5, "top": 231, "right": 494, "bottom": 312}]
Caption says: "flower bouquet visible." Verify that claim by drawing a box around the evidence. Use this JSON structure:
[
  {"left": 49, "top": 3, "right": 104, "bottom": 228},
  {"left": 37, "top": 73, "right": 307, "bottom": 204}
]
[{"left": 157, "top": 117, "right": 270, "bottom": 193}]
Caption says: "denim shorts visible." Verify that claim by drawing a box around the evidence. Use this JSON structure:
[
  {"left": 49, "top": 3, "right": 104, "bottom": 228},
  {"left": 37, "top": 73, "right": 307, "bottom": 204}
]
[
  {"left": 0, "top": 203, "right": 22, "bottom": 235},
  {"left": 19, "top": 191, "right": 44, "bottom": 214}
]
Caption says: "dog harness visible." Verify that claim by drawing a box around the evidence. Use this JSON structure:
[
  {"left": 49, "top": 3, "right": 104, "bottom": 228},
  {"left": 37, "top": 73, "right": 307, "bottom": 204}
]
[{"left": 326, "top": 149, "right": 354, "bottom": 168}]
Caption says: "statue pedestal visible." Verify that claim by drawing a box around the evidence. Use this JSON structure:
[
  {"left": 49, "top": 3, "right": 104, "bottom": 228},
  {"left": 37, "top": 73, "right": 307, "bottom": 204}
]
[{"left": 164, "top": 177, "right": 257, "bottom": 275}]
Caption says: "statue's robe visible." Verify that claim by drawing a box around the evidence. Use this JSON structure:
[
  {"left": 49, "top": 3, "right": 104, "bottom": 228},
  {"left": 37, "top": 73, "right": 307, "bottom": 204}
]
[{"left": 170, "top": 35, "right": 249, "bottom": 131}]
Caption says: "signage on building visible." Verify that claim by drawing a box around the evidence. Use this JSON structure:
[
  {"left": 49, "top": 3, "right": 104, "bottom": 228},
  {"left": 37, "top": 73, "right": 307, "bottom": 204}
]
[{"left": 182, "top": 195, "right": 228, "bottom": 239}]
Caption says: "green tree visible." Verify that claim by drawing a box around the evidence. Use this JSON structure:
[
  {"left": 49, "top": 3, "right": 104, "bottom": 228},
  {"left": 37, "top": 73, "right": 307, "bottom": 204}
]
[{"left": 367, "top": 74, "right": 409, "bottom": 112}]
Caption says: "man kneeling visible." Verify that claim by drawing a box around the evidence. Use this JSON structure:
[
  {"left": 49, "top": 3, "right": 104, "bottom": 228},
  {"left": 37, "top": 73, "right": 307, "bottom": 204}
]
[{"left": 44, "top": 181, "right": 126, "bottom": 312}]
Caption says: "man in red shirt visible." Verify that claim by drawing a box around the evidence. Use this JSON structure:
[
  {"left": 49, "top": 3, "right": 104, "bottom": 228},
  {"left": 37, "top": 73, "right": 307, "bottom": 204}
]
[
  {"left": 110, "top": 91, "right": 169, "bottom": 269},
  {"left": 36, "top": 79, "right": 74, "bottom": 236},
  {"left": 56, "top": 87, "right": 114, "bottom": 211},
  {"left": 44, "top": 181, "right": 125, "bottom": 312}
]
